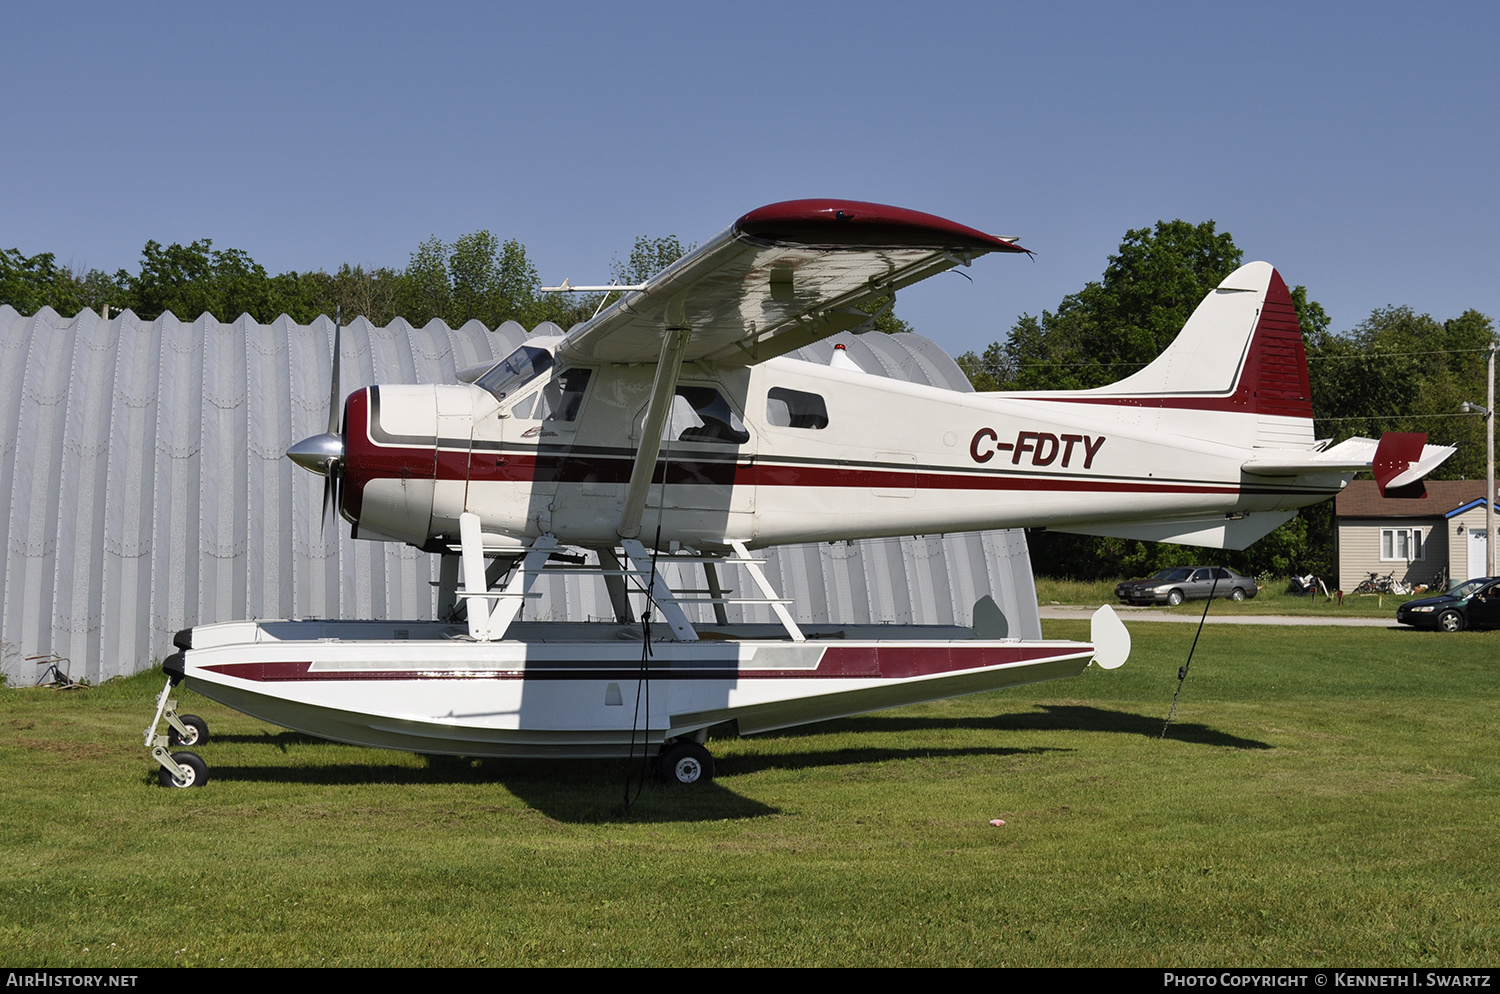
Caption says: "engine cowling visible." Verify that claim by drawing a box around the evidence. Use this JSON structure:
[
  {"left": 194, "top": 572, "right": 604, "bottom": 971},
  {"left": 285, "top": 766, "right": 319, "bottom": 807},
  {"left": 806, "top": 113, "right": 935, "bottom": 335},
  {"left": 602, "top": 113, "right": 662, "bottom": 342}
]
[{"left": 340, "top": 384, "right": 482, "bottom": 546}]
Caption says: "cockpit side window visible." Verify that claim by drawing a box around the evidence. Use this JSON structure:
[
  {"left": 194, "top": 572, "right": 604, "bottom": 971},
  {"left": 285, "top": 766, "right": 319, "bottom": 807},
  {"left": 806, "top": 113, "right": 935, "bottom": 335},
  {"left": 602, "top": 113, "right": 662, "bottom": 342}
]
[
  {"left": 766, "top": 387, "right": 829, "bottom": 429},
  {"left": 476, "top": 345, "right": 553, "bottom": 402},
  {"left": 505, "top": 367, "right": 593, "bottom": 422},
  {"left": 508, "top": 393, "right": 538, "bottom": 420}
]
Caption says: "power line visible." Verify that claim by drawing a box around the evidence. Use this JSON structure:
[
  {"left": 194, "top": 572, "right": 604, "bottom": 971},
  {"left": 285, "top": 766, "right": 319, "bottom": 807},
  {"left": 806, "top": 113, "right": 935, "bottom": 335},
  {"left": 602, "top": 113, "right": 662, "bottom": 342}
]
[
  {"left": 965, "top": 344, "right": 1495, "bottom": 375},
  {"left": 1306, "top": 347, "right": 1494, "bottom": 361},
  {"left": 1314, "top": 412, "right": 1483, "bottom": 422}
]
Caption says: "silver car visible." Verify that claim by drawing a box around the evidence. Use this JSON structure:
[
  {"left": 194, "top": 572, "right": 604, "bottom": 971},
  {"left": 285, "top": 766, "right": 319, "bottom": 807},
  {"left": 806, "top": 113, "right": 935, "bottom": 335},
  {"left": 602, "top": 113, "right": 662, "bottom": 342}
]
[{"left": 1115, "top": 567, "right": 1259, "bottom": 606}]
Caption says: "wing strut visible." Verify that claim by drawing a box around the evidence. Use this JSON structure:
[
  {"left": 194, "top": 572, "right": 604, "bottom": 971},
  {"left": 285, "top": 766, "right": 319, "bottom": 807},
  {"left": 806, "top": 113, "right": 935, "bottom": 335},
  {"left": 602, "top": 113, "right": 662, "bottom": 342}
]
[
  {"left": 458, "top": 512, "right": 556, "bottom": 641},
  {"left": 730, "top": 541, "right": 805, "bottom": 642},
  {"left": 618, "top": 326, "right": 691, "bottom": 540}
]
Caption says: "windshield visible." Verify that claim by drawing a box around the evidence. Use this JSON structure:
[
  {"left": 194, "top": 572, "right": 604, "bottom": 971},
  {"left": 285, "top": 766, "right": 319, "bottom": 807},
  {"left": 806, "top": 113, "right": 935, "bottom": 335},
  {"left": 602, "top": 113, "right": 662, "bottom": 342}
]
[
  {"left": 1151, "top": 568, "right": 1193, "bottom": 581},
  {"left": 475, "top": 346, "right": 553, "bottom": 402},
  {"left": 1449, "top": 579, "right": 1491, "bottom": 599}
]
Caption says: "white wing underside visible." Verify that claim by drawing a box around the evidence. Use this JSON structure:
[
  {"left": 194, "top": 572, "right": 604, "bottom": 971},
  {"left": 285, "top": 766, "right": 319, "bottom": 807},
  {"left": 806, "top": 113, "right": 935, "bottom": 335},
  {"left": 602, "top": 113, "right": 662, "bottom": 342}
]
[{"left": 557, "top": 200, "right": 1025, "bottom": 367}]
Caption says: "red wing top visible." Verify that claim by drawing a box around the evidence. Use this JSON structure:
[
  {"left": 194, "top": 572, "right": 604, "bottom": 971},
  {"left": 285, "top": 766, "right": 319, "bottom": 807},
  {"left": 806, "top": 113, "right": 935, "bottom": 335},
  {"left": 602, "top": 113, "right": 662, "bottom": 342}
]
[{"left": 557, "top": 200, "right": 1026, "bottom": 366}]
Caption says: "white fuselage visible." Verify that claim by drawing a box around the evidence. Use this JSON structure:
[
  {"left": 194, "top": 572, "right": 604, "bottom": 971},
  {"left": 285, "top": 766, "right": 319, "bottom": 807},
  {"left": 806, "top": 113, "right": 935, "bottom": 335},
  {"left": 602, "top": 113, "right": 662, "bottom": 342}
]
[{"left": 345, "top": 354, "right": 1335, "bottom": 553}]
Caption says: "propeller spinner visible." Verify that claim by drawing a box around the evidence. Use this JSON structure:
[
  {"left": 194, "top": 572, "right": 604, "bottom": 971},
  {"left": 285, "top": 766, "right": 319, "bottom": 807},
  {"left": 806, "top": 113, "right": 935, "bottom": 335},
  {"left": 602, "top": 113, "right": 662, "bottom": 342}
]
[{"left": 286, "top": 308, "right": 346, "bottom": 530}]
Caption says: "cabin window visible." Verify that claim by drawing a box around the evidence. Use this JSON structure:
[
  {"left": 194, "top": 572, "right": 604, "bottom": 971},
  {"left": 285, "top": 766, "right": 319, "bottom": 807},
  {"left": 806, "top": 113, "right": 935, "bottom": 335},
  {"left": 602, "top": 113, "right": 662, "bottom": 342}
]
[
  {"left": 651, "top": 386, "right": 749, "bottom": 444},
  {"left": 766, "top": 387, "right": 829, "bottom": 429},
  {"left": 1380, "top": 527, "right": 1424, "bottom": 561},
  {"left": 508, "top": 392, "right": 537, "bottom": 419},
  {"left": 476, "top": 345, "right": 553, "bottom": 402},
  {"left": 538, "top": 368, "right": 592, "bottom": 422}
]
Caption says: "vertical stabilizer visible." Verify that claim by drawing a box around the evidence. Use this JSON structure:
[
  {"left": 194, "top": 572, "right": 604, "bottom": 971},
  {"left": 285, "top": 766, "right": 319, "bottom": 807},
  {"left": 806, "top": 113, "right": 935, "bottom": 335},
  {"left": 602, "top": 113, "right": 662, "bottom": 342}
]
[
  {"left": 1003, "top": 262, "right": 1315, "bottom": 449},
  {"left": 1076, "top": 262, "right": 1311, "bottom": 417}
]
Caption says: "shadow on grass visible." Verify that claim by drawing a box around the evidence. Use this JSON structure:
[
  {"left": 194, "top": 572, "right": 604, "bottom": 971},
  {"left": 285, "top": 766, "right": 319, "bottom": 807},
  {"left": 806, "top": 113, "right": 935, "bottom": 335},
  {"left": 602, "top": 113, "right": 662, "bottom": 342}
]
[
  {"left": 200, "top": 754, "right": 778, "bottom": 823},
  {"left": 720, "top": 742, "right": 1068, "bottom": 777},
  {"left": 209, "top": 730, "right": 328, "bottom": 750},
  {"left": 180, "top": 705, "right": 1265, "bottom": 822},
  {"left": 747, "top": 704, "right": 1271, "bottom": 750}
]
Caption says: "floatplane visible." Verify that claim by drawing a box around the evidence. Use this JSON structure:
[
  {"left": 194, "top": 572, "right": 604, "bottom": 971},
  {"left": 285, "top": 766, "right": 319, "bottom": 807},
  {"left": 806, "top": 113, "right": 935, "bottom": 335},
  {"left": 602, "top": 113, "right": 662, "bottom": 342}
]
[{"left": 144, "top": 200, "right": 1451, "bottom": 787}]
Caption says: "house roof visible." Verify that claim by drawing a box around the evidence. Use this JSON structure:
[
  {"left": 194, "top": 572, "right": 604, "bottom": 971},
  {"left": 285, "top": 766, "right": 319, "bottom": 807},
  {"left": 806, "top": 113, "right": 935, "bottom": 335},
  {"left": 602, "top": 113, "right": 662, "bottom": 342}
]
[
  {"left": 1336, "top": 479, "right": 1495, "bottom": 519},
  {"left": 1446, "top": 498, "right": 1498, "bottom": 519}
]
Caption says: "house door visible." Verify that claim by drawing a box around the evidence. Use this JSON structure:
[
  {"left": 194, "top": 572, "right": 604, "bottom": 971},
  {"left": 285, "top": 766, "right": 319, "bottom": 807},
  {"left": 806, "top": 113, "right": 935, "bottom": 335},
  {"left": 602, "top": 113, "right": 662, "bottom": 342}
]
[{"left": 1469, "top": 528, "right": 1490, "bottom": 579}]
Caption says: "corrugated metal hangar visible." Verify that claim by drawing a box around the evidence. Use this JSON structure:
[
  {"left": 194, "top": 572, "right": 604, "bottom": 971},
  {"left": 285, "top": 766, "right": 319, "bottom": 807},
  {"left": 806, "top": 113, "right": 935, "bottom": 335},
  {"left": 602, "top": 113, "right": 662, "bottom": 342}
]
[{"left": 0, "top": 304, "right": 1040, "bottom": 684}]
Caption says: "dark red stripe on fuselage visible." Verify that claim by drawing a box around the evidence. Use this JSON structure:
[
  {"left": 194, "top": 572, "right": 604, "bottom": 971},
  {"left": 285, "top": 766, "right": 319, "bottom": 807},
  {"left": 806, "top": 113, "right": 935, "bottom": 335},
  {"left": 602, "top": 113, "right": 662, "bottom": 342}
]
[
  {"left": 349, "top": 435, "right": 1329, "bottom": 504},
  {"left": 197, "top": 644, "right": 1084, "bottom": 684}
]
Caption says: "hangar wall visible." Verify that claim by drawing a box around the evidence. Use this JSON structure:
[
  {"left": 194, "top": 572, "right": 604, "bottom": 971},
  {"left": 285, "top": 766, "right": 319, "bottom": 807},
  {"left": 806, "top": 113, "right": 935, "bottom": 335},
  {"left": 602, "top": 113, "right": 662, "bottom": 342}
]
[{"left": 0, "top": 304, "right": 1040, "bottom": 684}]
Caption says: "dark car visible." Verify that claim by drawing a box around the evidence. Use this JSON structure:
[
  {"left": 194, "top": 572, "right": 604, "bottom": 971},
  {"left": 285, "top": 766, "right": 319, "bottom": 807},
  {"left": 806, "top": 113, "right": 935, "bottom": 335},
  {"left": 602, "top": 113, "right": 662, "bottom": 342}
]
[
  {"left": 1115, "top": 567, "right": 1259, "bottom": 606},
  {"left": 1396, "top": 577, "right": 1500, "bottom": 632}
]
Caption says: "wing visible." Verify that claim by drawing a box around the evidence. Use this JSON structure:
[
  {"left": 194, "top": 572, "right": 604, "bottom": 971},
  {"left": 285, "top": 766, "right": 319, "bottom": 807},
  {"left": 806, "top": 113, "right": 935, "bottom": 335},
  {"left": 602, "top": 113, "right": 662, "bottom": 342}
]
[{"left": 557, "top": 199, "right": 1026, "bottom": 366}]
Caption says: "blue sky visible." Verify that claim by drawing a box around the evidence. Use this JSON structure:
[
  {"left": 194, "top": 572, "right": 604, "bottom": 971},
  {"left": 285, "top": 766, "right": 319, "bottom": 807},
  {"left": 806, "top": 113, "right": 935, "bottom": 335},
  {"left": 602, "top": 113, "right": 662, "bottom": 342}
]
[{"left": 4, "top": 1, "right": 1496, "bottom": 356}]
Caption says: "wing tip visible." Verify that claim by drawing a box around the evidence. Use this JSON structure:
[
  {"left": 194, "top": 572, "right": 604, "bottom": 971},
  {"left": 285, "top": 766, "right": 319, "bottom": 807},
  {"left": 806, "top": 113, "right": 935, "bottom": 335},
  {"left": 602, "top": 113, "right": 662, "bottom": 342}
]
[{"left": 735, "top": 199, "right": 1027, "bottom": 254}]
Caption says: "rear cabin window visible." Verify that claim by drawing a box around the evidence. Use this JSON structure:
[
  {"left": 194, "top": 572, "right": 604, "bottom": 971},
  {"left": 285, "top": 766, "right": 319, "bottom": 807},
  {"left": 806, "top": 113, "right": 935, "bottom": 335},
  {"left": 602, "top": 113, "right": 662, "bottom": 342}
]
[
  {"left": 655, "top": 386, "right": 749, "bottom": 444},
  {"left": 766, "top": 387, "right": 828, "bottom": 429}
]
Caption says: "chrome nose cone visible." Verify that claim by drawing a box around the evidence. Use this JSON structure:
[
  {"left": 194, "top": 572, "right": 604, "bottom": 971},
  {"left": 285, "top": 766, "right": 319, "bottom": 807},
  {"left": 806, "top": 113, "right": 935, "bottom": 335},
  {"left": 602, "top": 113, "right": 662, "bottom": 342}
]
[{"left": 286, "top": 432, "right": 345, "bottom": 476}]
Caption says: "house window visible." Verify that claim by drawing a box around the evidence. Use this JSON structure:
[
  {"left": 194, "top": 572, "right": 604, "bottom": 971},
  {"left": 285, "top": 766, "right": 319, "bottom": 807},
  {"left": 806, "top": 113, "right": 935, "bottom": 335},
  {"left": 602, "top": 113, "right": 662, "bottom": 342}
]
[{"left": 1381, "top": 528, "right": 1424, "bottom": 562}]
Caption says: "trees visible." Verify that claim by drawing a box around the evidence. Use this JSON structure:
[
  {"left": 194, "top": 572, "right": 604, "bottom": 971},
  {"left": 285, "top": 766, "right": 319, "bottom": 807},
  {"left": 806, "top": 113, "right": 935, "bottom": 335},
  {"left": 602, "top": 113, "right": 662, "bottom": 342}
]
[
  {"left": 958, "top": 220, "right": 1243, "bottom": 393},
  {"left": 610, "top": 234, "right": 693, "bottom": 289},
  {"left": 298, "top": 264, "right": 402, "bottom": 328},
  {"left": 118, "top": 239, "right": 321, "bottom": 323},
  {"left": 0, "top": 230, "right": 559, "bottom": 330},
  {"left": 0, "top": 248, "right": 124, "bottom": 318},
  {"left": 0, "top": 248, "right": 86, "bottom": 316},
  {"left": 391, "top": 230, "right": 559, "bottom": 329},
  {"left": 1306, "top": 305, "right": 1495, "bottom": 482}
]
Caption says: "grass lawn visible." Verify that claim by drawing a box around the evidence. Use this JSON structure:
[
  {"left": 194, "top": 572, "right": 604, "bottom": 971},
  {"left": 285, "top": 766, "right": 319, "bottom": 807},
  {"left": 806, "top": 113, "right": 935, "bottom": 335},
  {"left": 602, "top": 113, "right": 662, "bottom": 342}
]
[{"left": 1, "top": 621, "right": 1495, "bottom": 967}]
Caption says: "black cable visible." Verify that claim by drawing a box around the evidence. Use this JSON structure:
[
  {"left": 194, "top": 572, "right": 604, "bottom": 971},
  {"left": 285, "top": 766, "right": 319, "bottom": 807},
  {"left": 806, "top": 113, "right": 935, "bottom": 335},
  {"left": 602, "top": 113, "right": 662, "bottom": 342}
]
[
  {"left": 1161, "top": 569, "right": 1221, "bottom": 738},
  {"left": 622, "top": 426, "right": 675, "bottom": 811}
]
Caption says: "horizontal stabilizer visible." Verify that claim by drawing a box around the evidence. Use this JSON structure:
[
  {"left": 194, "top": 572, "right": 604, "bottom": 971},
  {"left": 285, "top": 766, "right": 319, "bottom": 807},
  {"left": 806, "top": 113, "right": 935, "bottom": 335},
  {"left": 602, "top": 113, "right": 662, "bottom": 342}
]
[
  {"left": 1373, "top": 432, "right": 1449, "bottom": 496},
  {"left": 1241, "top": 434, "right": 1455, "bottom": 497},
  {"left": 1052, "top": 510, "right": 1297, "bottom": 551}
]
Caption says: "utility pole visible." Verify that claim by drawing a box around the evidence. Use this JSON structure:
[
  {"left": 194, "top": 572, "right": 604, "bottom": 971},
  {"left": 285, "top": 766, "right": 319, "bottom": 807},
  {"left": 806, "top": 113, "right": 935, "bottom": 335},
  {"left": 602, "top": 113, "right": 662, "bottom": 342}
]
[
  {"left": 1488, "top": 342, "right": 1496, "bottom": 577},
  {"left": 1459, "top": 341, "right": 1496, "bottom": 577}
]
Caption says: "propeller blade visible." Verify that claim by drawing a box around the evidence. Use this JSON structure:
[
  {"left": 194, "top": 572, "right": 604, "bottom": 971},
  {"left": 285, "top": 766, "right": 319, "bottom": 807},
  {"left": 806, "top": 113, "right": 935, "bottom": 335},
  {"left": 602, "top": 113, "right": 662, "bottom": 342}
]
[
  {"left": 326, "top": 306, "right": 342, "bottom": 437},
  {"left": 321, "top": 474, "right": 333, "bottom": 534}
]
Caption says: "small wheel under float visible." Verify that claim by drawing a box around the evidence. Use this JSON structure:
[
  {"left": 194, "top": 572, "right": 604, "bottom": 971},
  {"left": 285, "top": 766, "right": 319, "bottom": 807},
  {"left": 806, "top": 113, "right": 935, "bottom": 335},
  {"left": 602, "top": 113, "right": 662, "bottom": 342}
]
[
  {"left": 168, "top": 714, "right": 210, "bottom": 747},
  {"left": 654, "top": 741, "right": 715, "bottom": 785},
  {"left": 158, "top": 751, "right": 208, "bottom": 788}
]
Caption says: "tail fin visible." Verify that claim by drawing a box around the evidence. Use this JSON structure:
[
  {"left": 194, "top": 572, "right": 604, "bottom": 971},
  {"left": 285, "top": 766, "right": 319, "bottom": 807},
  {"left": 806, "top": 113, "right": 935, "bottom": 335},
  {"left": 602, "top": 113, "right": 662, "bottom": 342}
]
[
  {"left": 1078, "top": 261, "right": 1312, "bottom": 417},
  {"left": 1003, "top": 262, "right": 1315, "bottom": 449}
]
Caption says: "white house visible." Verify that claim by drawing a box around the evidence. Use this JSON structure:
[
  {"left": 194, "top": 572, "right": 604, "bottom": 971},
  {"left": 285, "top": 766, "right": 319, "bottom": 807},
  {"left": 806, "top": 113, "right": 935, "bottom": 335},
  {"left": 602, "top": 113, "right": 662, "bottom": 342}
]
[{"left": 1336, "top": 480, "right": 1497, "bottom": 591}]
